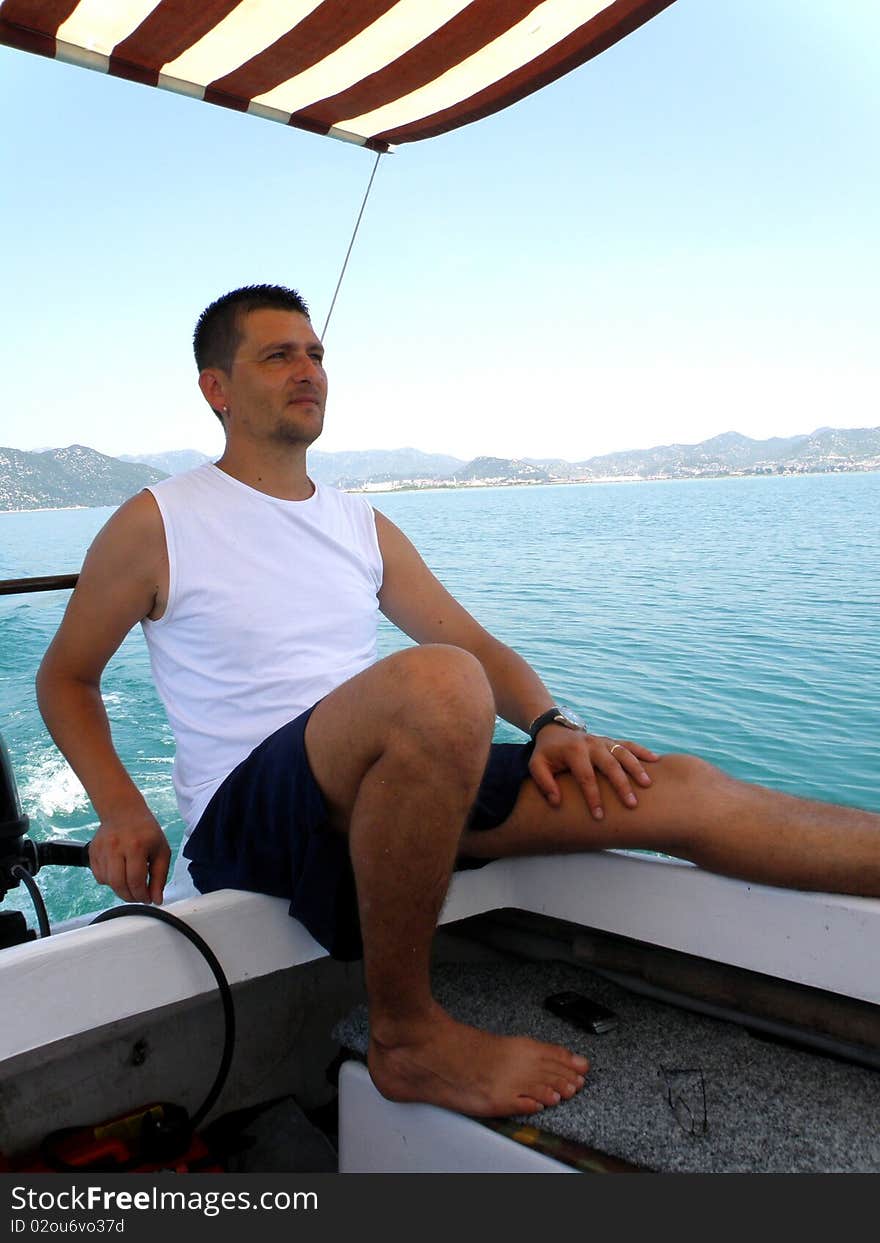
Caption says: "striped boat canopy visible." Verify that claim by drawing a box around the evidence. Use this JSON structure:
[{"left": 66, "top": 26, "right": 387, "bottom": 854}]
[{"left": 0, "top": 0, "right": 675, "bottom": 151}]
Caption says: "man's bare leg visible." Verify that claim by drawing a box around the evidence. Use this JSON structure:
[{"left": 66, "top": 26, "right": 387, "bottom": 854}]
[
  {"left": 304, "top": 644, "right": 588, "bottom": 1117},
  {"left": 460, "top": 752, "right": 880, "bottom": 897}
]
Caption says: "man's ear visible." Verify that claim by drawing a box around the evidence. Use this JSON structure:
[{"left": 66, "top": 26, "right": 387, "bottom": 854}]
[{"left": 198, "top": 369, "right": 227, "bottom": 416}]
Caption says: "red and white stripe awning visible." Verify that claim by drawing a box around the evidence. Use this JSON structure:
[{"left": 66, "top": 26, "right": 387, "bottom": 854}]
[{"left": 0, "top": 0, "right": 675, "bottom": 151}]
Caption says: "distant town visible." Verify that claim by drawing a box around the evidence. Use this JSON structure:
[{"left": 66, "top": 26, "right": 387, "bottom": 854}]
[{"left": 1, "top": 425, "right": 879, "bottom": 511}]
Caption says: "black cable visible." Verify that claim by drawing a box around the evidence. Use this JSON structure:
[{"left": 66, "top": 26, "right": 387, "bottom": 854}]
[
  {"left": 10, "top": 864, "right": 51, "bottom": 937},
  {"left": 90, "top": 904, "right": 235, "bottom": 1129}
]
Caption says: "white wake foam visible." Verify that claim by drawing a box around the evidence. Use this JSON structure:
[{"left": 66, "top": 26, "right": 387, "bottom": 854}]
[{"left": 21, "top": 753, "right": 89, "bottom": 818}]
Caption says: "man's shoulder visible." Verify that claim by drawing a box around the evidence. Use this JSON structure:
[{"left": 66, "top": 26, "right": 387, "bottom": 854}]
[{"left": 81, "top": 489, "right": 167, "bottom": 584}]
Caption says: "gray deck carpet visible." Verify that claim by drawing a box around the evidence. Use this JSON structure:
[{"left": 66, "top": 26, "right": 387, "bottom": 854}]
[{"left": 333, "top": 960, "right": 880, "bottom": 1173}]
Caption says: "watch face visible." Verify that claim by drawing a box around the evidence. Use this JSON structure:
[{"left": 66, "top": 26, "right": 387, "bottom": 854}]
[{"left": 529, "top": 705, "right": 589, "bottom": 740}]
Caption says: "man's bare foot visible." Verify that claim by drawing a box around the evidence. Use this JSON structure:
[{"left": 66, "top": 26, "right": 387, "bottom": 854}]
[{"left": 368, "top": 1004, "right": 589, "bottom": 1117}]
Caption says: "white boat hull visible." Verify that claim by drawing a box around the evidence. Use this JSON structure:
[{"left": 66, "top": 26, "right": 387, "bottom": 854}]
[{"left": 2, "top": 851, "right": 878, "bottom": 1165}]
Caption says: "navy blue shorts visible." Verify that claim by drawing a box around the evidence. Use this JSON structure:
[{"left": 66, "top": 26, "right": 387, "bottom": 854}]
[{"left": 183, "top": 704, "right": 534, "bottom": 960}]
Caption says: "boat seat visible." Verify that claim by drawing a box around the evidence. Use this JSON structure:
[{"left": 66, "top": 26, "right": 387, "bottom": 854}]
[{"left": 3, "top": 849, "right": 878, "bottom": 1069}]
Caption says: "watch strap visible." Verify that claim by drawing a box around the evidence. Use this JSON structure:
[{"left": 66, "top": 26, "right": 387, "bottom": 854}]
[{"left": 528, "top": 707, "right": 585, "bottom": 741}]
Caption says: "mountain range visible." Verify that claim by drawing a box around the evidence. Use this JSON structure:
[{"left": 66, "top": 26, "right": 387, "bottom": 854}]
[
  {"left": 0, "top": 445, "right": 166, "bottom": 512},
  {"left": 2, "top": 426, "right": 878, "bottom": 511}
]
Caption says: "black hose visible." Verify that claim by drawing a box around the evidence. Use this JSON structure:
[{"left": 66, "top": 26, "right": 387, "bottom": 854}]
[
  {"left": 90, "top": 904, "right": 235, "bottom": 1129},
  {"left": 10, "top": 864, "right": 51, "bottom": 937}
]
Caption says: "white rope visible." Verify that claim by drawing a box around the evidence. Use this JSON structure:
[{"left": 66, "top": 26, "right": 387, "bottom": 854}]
[{"left": 321, "top": 149, "right": 384, "bottom": 340}]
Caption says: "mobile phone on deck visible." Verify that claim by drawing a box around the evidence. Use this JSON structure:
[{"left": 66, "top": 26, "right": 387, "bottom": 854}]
[{"left": 543, "top": 991, "right": 618, "bottom": 1034}]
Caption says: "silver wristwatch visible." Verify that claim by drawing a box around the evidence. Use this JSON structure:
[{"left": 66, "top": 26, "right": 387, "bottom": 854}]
[{"left": 528, "top": 705, "right": 588, "bottom": 741}]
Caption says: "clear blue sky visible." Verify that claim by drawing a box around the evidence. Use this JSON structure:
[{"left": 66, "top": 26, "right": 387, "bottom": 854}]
[{"left": 1, "top": 0, "right": 878, "bottom": 463}]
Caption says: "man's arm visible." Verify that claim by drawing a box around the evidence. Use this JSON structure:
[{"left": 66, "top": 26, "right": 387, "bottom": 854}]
[
  {"left": 35, "top": 491, "right": 171, "bottom": 903},
  {"left": 374, "top": 511, "right": 657, "bottom": 819}
]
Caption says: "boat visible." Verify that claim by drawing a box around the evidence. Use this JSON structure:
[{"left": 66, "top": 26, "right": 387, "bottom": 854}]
[{"left": 1, "top": 1, "right": 878, "bottom": 1177}]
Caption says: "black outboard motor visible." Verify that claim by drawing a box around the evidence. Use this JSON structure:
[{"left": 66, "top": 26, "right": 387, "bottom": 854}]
[
  {"left": 0, "top": 736, "right": 28, "bottom": 836},
  {"left": 0, "top": 735, "right": 34, "bottom": 946},
  {"left": 0, "top": 734, "right": 91, "bottom": 947}
]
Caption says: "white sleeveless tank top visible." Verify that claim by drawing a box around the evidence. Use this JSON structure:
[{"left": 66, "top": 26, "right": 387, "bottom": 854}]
[{"left": 142, "top": 464, "right": 383, "bottom": 836}]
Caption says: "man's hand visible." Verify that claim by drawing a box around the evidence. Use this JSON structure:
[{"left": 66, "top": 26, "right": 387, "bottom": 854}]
[
  {"left": 528, "top": 726, "right": 660, "bottom": 820},
  {"left": 88, "top": 805, "right": 171, "bottom": 905}
]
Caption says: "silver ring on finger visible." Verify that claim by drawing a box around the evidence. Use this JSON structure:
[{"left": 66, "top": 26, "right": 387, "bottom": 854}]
[{"left": 609, "top": 742, "right": 625, "bottom": 757}]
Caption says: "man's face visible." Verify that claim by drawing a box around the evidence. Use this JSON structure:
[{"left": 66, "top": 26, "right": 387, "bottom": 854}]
[{"left": 220, "top": 308, "right": 328, "bottom": 446}]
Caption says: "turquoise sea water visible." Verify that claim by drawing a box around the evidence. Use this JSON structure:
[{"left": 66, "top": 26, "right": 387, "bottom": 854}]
[{"left": 2, "top": 471, "right": 878, "bottom": 926}]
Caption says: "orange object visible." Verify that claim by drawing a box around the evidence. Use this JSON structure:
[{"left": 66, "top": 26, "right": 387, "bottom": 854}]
[{"left": 4, "top": 1103, "right": 223, "bottom": 1173}]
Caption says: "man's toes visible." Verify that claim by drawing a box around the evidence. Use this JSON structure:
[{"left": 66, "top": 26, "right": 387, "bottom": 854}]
[
  {"left": 549, "top": 1072, "right": 586, "bottom": 1099},
  {"left": 535, "top": 1051, "right": 589, "bottom": 1103},
  {"left": 543, "top": 1053, "right": 589, "bottom": 1081},
  {"left": 544, "top": 1046, "right": 589, "bottom": 1073},
  {"left": 527, "top": 1083, "right": 562, "bottom": 1108}
]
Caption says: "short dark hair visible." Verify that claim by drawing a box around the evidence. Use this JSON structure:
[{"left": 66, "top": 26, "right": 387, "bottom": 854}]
[{"left": 193, "top": 284, "right": 311, "bottom": 374}]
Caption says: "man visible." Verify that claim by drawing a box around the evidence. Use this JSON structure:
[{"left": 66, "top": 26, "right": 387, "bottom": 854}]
[{"left": 36, "top": 285, "right": 880, "bottom": 1120}]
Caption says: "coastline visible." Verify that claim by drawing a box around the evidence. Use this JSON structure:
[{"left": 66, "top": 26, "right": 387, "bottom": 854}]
[
  {"left": 2, "top": 465, "right": 879, "bottom": 511},
  {"left": 345, "top": 463, "right": 880, "bottom": 497},
  {"left": 0, "top": 505, "right": 92, "bottom": 515}
]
